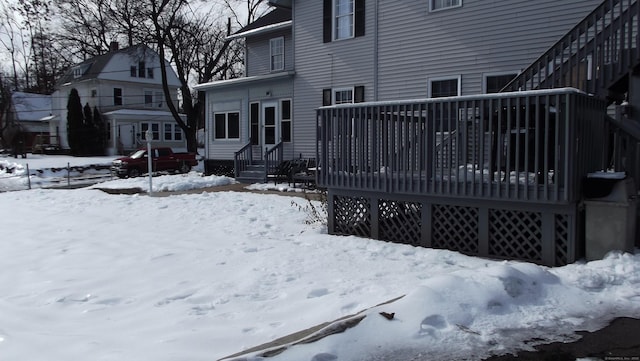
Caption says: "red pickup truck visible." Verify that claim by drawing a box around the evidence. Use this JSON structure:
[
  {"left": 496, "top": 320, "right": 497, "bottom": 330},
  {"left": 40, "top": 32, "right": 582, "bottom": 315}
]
[{"left": 111, "top": 147, "right": 198, "bottom": 178}]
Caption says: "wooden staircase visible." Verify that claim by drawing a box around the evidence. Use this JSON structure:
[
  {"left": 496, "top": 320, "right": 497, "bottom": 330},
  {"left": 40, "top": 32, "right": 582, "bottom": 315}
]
[
  {"left": 502, "top": 0, "right": 640, "bottom": 103},
  {"left": 236, "top": 161, "right": 267, "bottom": 184}
]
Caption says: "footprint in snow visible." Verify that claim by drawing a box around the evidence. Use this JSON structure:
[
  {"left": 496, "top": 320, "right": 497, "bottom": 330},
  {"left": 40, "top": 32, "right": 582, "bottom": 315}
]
[
  {"left": 418, "top": 314, "right": 448, "bottom": 338},
  {"left": 307, "top": 288, "right": 330, "bottom": 299}
]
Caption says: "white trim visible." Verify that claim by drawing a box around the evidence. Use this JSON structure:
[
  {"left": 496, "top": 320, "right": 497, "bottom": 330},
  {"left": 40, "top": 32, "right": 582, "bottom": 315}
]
[
  {"left": 194, "top": 71, "right": 295, "bottom": 91},
  {"left": 429, "top": 0, "right": 462, "bottom": 12},
  {"left": 332, "top": 86, "right": 355, "bottom": 104},
  {"left": 226, "top": 20, "right": 292, "bottom": 40},
  {"left": 333, "top": 0, "right": 355, "bottom": 41},
  {"left": 270, "top": 37, "right": 285, "bottom": 72},
  {"left": 428, "top": 75, "right": 461, "bottom": 98}
]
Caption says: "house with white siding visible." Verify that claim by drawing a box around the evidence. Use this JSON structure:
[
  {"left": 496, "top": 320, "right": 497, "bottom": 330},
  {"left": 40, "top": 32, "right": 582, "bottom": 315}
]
[
  {"left": 52, "top": 43, "right": 184, "bottom": 155},
  {"left": 197, "top": 0, "right": 602, "bottom": 180}
]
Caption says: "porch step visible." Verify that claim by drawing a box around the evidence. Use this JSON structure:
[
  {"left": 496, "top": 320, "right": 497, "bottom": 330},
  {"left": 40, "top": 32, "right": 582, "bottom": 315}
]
[{"left": 237, "top": 165, "right": 266, "bottom": 184}]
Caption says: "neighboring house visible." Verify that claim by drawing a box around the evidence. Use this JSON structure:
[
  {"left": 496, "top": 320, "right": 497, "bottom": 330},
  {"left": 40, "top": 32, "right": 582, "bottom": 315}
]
[
  {"left": 52, "top": 43, "right": 184, "bottom": 155},
  {"left": 6, "top": 91, "right": 52, "bottom": 151},
  {"left": 196, "top": 0, "right": 602, "bottom": 179}
]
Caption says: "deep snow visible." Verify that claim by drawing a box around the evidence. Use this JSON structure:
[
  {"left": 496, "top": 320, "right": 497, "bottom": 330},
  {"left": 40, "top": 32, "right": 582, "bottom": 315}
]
[{"left": 0, "top": 154, "right": 639, "bottom": 361}]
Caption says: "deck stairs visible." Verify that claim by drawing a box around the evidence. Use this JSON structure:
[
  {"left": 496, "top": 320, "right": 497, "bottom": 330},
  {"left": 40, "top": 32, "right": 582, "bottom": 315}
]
[{"left": 502, "top": 0, "right": 640, "bottom": 106}]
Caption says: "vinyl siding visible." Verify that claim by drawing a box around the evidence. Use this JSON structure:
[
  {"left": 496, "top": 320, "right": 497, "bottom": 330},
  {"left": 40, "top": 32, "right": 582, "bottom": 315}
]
[
  {"left": 246, "top": 30, "right": 294, "bottom": 76},
  {"left": 376, "top": 0, "right": 602, "bottom": 98}
]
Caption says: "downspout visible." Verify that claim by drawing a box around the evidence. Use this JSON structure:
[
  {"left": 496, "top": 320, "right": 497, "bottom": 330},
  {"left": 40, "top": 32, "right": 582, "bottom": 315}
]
[{"left": 374, "top": 0, "right": 379, "bottom": 101}]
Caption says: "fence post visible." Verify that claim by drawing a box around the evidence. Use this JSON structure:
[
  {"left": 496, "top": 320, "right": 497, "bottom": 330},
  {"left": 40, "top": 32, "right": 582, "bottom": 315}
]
[{"left": 26, "top": 164, "right": 31, "bottom": 190}]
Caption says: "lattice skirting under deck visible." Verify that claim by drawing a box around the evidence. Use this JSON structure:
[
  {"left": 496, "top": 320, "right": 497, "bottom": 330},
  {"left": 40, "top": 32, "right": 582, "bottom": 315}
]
[{"left": 328, "top": 190, "right": 582, "bottom": 266}]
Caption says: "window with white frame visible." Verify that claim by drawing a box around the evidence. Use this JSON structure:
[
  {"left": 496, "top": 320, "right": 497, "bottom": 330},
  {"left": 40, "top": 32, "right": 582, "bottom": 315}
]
[
  {"left": 113, "top": 88, "right": 123, "bottom": 105},
  {"left": 163, "top": 123, "right": 183, "bottom": 141},
  {"left": 333, "top": 88, "right": 353, "bottom": 104},
  {"left": 270, "top": 37, "right": 284, "bottom": 71},
  {"left": 430, "top": 0, "right": 462, "bottom": 11},
  {"left": 281, "top": 99, "right": 292, "bottom": 142},
  {"left": 334, "top": 0, "right": 354, "bottom": 40},
  {"left": 214, "top": 111, "right": 240, "bottom": 140},
  {"left": 429, "top": 77, "right": 460, "bottom": 98},
  {"left": 141, "top": 122, "right": 160, "bottom": 140}
]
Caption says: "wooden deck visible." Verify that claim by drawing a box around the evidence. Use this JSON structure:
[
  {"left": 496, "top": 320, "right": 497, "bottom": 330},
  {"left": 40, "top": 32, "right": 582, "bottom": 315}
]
[{"left": 317, "top": 89, "right": 614, "bottom": 266}]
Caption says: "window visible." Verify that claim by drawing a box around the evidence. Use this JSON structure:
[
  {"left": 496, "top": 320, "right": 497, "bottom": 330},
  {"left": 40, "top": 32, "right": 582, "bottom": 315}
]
[
  {"left": 144, "top": 90, "right": 165, "bottom": 108},
  {"left": 334, "top": 0, "right": 354, "bottom": 40},
  {"left": 429, "top": 77, "right": 460, "bottom": 98},
  {"left": 138, "top": 62, "right": 146, "bottom": 78},
  {"left": 250, "top": 102, "right": 259, "bottom": 145},
  {"left": 281, "top": 99, "right": 292, "bottom": 142},
  {"left": 214, "top": 112, "right": 240, "bottom": 140},
  {"left": 141, "top": 122, "right": 160, "bottom": 140},
  {"left": 147, "top": 67, "right": 154, "bottom": 79},
  {"left": 323, "top": 0, "right": 364, "bottom": 42},
  {"left": 73, "top": 67, "right": 83, "bottom": 78},
  {"left": 484, "top": 73, "right": 517, "bottom": 93},
  {"left": 130, "top": 66, "right": 137, "bottom": 77},
  {"left": 91, "top": 89, "right": 97, "bottom": 98},
  {"left": 334, "top": 88, "right": 353, "bottom": 104},
  {"left": 430, "top": 0, "right": 462, "bottom": 12},
  {"left": 113, "top": 88, "right": 123, "bottom": 105},
  {"left": 163, "top": 123, "right": 183, "bottom": 141},
  {"left": 270, "top": 37, "right": 285, "bottom": 71}
]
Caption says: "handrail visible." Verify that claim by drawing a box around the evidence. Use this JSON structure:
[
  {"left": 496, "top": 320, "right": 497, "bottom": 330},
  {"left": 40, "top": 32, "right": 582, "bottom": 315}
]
[
  {"left": 233, "top": 140, "right": 253, "bottom": 178},
  {"left": 263, "top": 141, "right": 284, "bottom": 182},
  {"left": 501, "top": 0, "right": 639, "bottom": 100}
]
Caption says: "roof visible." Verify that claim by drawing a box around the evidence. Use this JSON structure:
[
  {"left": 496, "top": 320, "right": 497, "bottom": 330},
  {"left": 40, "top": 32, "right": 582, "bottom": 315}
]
[
  {"left": 194, "top": 71, "right": 295, "bottom": 91},
  {"left": 103, "top": 109, "right": 186, "bottom": 121},
  {"left": 11, "top": 92, "right": 52, "bottom": 122},
  {"left": 56, "top": 44, "right": 162, "bottom": 87},
  {"left": 228, "top": 7, "right": 291, "bottom": 40}
]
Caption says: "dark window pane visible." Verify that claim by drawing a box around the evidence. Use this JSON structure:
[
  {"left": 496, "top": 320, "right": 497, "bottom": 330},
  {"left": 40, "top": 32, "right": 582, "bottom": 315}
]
[
  {"left": 228, "top": 112, "right": 240, "bottom": 139},
  {"left": 250, "top": 103, "right": 259, "bottom": 145},
  {"left": 282, "top": 121, "right": 291, "bottom": 142},
  {"left": 281, "top": 100, "right": 291, "bottom": 119},
  {"left": 130, "top": 66, "right": 137, "bottom": 77},
  {"left": 214, "top": 114, "right": 226, "bottom": 139},
  {"left": 138, "top": 62, "right": 146, "bottom": 78},
  {"left": 431, "top": 79, "right": 458, "bottom": 98},
  {"left": 486, "top": 74, "right": 516, "bottom": 93}
]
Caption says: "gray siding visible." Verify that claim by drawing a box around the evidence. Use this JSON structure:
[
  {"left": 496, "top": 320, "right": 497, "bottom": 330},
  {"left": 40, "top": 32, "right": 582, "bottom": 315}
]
[
  {"left": 290, "top": 0, "right": 602, "bottom": 159},
  {"left": 376, "top": 0, "right": 602, "bottom": 99},
  {"left": 246, "top": 29, "right": 294, "bottom": 77}
]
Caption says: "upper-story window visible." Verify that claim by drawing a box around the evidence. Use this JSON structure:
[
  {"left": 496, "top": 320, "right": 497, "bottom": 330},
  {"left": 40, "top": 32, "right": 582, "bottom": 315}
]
[
  {"left": 113, "top": 88, "right": 123, "bottom": 105},
  {"left": 430, "top": 0, "right": 462, "bottom": 12},
  {"left": 131, "top": 61, "right": 154, "bottom": 78},
  {"left": 270, "top": 37, "right": 284, "bottom": 71},
  {"left": 144, "top": 90, "right": 165, "bottom": 108},
  {"left": 429, "top": 77, "right": 461, "bottom": 98},
  {"left": 323, "top": 0, "right": 364, "bottom": 43},
  {"left": 73, "top": 67, "right": 83, "bottom": 78},
  {"left": 334, "top": 0, "right": 354, "bottom": 40}
]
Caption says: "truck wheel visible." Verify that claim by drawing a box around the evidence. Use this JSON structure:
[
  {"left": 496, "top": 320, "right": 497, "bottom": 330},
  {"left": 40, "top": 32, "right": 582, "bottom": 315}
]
[
  {"left": 128, "top": 168, "right": 141, "bottom": 178},
  {"left": 179, "top": 162, "right": 191, "bottom": 174}
]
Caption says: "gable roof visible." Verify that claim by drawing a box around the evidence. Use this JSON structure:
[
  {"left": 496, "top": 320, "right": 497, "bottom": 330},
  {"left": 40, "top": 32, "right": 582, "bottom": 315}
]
[
  {"left": 228, "top": 7, "right": 292, "bottom": 40},
  {"left": 11, "top": 92, "right": 52, "bottom": 122},
  {"left": 55, "top": 44, "right": 160, "bottom": 87}
]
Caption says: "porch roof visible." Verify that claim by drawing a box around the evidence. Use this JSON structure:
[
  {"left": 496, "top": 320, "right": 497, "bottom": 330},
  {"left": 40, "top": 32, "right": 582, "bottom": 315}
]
[
  {"left": 102, "top": 109, "right": 186, "bottom": 121},
  {"left": 194, "top": 71, "right": 295, "bottom": 91}
]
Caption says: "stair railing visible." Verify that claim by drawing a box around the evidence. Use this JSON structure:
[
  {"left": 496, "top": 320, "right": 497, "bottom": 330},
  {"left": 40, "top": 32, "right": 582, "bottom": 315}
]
[
  {"left": 502, "top": 0, "right": 640, "bottom": 101},
  {"left": 234, "top": 139, "right": 253, "bottom": 178},
  {"left": 263, "top": 141, "right": 284, "bottom": 182}
]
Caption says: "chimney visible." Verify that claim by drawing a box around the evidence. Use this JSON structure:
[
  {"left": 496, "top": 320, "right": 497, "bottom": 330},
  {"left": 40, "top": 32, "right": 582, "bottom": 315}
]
[{"left": 109, "top": 41, "right": 119, "bottom": 52}]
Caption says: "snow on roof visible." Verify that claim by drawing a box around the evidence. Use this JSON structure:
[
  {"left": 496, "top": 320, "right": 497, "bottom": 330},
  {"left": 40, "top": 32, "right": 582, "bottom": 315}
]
[
  {"left": 11, "top": 92, "right": 52, "bottom": 122},
  {"left": 194, "top": 71, "right": 295, "bottom": 90},
  {"left": 102, "top": 109, "right": 186, "bottom": 121}
]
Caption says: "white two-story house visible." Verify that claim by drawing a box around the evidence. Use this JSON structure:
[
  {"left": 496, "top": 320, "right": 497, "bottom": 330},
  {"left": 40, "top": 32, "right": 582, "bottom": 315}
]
[
  {"left": 197, "top": 0, "right": 602, "bottom": 179},
  {"left": 52, "top": 43, "right": 184, "bottom": 155}
]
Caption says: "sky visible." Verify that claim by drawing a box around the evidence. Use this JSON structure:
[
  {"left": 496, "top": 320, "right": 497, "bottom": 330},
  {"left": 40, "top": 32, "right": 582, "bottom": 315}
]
[{"left": 0, "top": 153, "right": 639, "bottom": 361}]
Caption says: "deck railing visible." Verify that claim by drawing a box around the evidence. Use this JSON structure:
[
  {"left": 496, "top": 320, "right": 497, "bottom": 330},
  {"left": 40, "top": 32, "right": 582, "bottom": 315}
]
[
  {"left": 263, "top": 141, "right": 284, "bottom": 181},
  {"left": 502, "top": 0, "right": 640, "bottom": 100},
  {"left": 317, "top": 88, "right": 608, "bottom": 204}
]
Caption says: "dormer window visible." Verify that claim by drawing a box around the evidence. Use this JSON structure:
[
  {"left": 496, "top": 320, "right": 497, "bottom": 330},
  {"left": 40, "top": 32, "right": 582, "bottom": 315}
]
[
  {"left": 73, "top": 67, "right": 84, "bottom": 78},
  {"left": 138, "top": 62, "right": 146, "bottom": 78}
]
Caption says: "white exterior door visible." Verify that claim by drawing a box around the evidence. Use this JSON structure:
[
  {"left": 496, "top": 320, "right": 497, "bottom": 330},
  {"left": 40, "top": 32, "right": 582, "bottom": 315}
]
[
  {"left": 261, "top": 102, "right": 279, "bottom": 151},
  {"left": 118, "top": 124, "right": 136, "bottom": 150}
]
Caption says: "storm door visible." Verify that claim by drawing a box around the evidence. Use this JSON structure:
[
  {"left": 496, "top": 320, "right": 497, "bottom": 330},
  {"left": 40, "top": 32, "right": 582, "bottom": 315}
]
[{"left": 261, "top": 102, "right": 279, "bottom": 151}]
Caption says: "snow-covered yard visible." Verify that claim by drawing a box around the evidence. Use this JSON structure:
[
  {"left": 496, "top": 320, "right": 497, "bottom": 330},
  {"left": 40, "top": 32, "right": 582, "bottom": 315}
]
[{"left": 0, "top": 153, "right": 639, "bottom": 361}]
